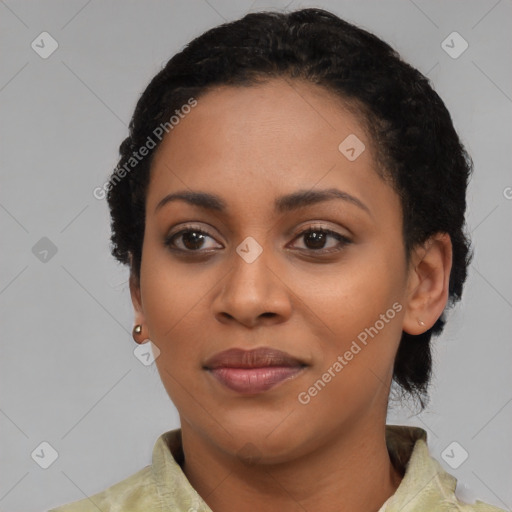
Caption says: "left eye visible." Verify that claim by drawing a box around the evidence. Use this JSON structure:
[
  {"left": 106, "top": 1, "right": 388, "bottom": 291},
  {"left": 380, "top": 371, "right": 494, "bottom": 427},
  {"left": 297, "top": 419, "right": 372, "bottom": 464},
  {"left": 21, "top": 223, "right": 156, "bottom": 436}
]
[
  {"left": 164, "top": 227, "right": 221, "bottom": 252},
  {"left": 290, "top": 227, "right": 352, "bottom": 253}
]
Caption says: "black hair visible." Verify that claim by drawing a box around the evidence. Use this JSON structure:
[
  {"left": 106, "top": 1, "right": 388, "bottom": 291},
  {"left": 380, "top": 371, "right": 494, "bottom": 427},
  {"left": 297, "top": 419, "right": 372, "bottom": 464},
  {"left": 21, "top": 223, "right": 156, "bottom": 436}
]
[{"left": 106, "top": 7, "right": 473, "bottom": 410}]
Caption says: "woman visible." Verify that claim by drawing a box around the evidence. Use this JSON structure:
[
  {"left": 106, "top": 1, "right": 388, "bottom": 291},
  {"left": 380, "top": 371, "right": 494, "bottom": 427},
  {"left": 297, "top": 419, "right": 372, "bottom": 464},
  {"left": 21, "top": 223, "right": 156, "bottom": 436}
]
[{"left": 49, "top": 7, "right": 506, "bottom": 512}]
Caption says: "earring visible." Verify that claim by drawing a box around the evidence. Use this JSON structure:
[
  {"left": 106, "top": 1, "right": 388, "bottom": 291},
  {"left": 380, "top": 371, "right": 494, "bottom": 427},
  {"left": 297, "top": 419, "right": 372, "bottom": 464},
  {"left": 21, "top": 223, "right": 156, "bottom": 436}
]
[
  {"left": 417, "top": 319, "right": 426, "bottom": 327},
  {"left": 132, "top": 324, "right": 143, "bottom": 344}
]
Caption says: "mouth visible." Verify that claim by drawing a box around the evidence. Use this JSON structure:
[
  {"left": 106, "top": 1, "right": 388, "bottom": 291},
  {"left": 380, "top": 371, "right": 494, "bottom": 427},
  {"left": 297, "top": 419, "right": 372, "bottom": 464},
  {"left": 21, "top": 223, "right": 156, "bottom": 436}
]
[{"left": 203, "top": 347, "right": 308, "bottom": 394}]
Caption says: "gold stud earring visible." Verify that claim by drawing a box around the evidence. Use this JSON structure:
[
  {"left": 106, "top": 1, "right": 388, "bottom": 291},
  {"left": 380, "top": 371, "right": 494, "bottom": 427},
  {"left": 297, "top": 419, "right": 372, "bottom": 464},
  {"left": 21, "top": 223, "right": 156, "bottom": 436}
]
[
  {"left": 417, "top": 319, "right": 426, "bottom": 327},
  {"left": 133, "top": 324, "right": 143, "bottom": 343}
]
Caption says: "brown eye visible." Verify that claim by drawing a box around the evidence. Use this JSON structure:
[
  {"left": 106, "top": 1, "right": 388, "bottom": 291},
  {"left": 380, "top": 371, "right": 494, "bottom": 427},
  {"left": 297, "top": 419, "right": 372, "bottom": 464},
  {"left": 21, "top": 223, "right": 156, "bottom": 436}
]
[
  {"left": 303, "top": 230, "right": 328, "bottom": 249},
  {"left": 290, "top": 227, "right": 352, "bottom": 253},
  {"left": 164, "top": 227, "right": 222, "bottom": 252}
]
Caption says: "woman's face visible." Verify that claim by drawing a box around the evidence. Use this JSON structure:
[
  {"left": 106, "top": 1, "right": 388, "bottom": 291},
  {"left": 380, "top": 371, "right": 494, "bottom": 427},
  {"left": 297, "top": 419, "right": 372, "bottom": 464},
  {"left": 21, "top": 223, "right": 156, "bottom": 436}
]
[{"left": 132, "top": 78, "right": 414, "bottom": 462}]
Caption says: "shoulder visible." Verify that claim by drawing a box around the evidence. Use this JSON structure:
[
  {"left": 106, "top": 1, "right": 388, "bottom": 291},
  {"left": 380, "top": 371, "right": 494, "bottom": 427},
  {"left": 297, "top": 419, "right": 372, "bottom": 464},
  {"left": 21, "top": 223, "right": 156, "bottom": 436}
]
[
  {"left": 47, "top": 465, "right": 155, "bottom": 512},
  {"left": 47, "top": 428, "right": 197, "bottom": 512},
  {"left": 383, "top": 425, "right": 508, "bottom": 512}
]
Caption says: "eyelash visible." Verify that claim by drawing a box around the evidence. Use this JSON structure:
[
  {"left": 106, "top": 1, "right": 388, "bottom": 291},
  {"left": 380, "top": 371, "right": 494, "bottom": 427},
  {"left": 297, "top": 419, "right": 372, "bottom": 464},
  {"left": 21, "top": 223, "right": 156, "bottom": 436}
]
[{"left": 164, "top": 224, "right": 352, "bottom": 256}]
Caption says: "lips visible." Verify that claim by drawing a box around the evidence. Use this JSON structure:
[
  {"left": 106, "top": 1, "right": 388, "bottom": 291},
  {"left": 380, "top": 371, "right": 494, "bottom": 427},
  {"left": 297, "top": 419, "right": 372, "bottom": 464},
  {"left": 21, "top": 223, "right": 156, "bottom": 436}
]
[{"left": 204, "top": 347, "right": 307, "bottom": 394}]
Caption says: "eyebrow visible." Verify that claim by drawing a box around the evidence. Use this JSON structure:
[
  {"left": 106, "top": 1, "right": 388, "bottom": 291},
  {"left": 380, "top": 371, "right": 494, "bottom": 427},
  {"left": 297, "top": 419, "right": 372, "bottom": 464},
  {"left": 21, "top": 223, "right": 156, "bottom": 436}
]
[{"left": 154, "top": 188, "right": 371, "bottom": 217}]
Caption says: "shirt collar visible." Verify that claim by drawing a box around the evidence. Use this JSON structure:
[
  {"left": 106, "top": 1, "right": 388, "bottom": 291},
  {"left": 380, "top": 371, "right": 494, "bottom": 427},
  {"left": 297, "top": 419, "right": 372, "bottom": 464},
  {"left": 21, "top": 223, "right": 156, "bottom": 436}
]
[
  {"left": 150, "top": 425, "right": 459, "bottom": 511},
  {"left": 377, "top": 425, "right": 459, "bottom": 511}
]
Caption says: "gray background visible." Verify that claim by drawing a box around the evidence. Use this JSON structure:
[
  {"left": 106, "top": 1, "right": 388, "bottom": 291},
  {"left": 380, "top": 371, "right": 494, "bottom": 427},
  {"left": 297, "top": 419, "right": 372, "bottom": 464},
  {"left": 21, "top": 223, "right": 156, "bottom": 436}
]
[{"left": 1, "top": 1, "right": 511, "bottom": 511}]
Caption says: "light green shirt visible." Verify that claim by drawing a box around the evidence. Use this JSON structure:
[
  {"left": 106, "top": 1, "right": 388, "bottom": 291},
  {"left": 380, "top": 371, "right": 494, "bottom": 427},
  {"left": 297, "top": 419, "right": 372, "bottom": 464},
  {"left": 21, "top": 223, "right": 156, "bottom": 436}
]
[{"left": 48, "top": 425, "right": 506, "bottom": 511}]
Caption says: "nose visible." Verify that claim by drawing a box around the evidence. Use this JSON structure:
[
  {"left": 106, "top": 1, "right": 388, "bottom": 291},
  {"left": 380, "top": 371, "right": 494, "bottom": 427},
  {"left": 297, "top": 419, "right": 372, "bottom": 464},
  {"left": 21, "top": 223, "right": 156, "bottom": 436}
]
[{"left": 212, "top": 239, "right": 293, "bottom": 329}]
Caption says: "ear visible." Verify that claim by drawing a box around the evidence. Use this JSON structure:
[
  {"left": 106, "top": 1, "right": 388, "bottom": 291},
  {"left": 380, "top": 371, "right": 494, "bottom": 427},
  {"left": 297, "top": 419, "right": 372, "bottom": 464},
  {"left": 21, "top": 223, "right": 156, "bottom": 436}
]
[
  {"left": 128, "top": 253, "right": 145, "bottom": 322},
  {"left": 402, "top": 233, "right": 453, "bottom": 335}
]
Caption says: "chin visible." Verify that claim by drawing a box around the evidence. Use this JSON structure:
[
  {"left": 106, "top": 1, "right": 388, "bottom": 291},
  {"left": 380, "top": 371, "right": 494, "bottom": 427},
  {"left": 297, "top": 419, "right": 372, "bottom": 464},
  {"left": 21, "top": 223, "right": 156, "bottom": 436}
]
[{"left": 209, "top": 419, "right": 310, "bottom": 465}]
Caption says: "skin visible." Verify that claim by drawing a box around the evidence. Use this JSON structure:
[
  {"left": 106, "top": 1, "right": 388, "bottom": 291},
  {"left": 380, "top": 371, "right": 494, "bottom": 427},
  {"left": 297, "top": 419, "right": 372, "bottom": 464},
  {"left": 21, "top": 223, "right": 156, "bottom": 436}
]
[{"left": 129, "top": 77, "right": 452, "bottom": 512}]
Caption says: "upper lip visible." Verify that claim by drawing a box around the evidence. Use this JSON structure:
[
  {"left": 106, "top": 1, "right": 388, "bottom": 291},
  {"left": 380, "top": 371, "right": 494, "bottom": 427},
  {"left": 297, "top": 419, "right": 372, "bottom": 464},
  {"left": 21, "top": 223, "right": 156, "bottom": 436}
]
[{"left": 204, "top": 347, "right": 307, "bottom": 369}]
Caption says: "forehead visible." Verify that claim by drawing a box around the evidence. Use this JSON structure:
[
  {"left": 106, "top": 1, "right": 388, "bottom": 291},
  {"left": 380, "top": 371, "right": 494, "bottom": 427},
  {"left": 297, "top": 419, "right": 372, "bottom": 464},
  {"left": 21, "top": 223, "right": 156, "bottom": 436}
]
[{"left": 146, "top": 78, "right": 398, "bottom": 221}]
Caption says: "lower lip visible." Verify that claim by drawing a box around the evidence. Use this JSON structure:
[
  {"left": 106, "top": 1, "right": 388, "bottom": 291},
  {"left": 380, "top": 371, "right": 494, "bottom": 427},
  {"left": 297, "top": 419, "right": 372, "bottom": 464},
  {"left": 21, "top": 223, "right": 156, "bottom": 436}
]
[{"left": 208, "top": 366, "right": 305, "bottom": 394}]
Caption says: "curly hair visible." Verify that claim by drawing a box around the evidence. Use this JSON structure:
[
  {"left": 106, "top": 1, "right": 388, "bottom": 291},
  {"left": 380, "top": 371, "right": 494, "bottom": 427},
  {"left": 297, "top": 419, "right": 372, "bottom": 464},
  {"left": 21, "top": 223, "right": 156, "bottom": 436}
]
[{"left": 106, "top": 7, "right": 473, "bottom": 410}]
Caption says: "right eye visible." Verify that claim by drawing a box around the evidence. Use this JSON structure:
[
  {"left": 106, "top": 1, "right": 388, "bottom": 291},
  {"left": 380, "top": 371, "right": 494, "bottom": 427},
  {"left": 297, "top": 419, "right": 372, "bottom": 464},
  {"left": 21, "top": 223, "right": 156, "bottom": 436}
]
[{"left": 164, "top": 225, "right": 223, "bottom": 253}]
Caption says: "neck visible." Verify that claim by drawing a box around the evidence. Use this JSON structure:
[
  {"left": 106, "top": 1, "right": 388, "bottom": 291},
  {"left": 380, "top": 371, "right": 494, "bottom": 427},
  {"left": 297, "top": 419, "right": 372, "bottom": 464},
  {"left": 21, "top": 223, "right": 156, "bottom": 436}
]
[{"left": 181, "top": 419, "right": 403, "bottom": 512}]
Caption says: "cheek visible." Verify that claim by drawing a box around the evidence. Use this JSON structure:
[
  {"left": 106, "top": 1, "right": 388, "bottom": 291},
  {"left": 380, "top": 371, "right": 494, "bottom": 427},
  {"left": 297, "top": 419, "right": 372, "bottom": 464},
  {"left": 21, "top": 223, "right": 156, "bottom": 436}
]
[
  {"left": 141, "top": 233, "right": 209, "bottom": 320},
  {"left": 298, "top": 304, "right": 404, "bottom": 425},
  {"left": 311, "top": 255, "right": 402, "bottom": 331},
  {"left": 307, "top": 252, "right": 405, "bottom": 386},
  {"left": 140, "top": 252, "right": 205, "bottom": 358}
]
